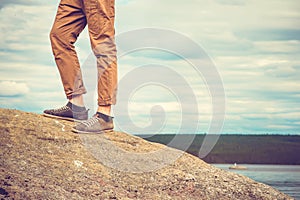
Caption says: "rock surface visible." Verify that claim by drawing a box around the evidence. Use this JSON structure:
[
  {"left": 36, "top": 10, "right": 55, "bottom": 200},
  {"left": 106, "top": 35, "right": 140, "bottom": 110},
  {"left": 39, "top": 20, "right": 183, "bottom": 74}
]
[{"left": 0, "top": 108, "right": 293, "bottom": 199}]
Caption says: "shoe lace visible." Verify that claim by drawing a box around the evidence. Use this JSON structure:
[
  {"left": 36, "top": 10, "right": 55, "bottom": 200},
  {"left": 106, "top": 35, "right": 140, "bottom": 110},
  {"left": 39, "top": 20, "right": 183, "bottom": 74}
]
[
  {"left": 81, "top": 116, "right": 99, "bottom": 127},
  {"left": 55, "top": 106, "right": 69, "bottom": 112}
]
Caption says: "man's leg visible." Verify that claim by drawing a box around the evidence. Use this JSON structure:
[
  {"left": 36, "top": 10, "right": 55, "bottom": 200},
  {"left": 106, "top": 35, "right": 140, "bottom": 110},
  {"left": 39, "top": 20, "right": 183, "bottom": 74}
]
[
  {"left": 44, "top": 0, "right": 89, "bottom": 121},
  {"left": 84, "top": 0, "right": 117, "bottom": 114},
  {"left": 72, "top": 0, "right": 117, "bottom": 133},
  {"left": 50, "top": 0, "right": 87, "bottom": 101}
]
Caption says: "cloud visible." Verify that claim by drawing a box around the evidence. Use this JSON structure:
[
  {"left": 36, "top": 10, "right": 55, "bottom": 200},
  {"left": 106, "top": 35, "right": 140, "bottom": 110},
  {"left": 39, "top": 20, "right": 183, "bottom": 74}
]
[
  {"left": 265, "top": 66, "right": 299, "bottom": 79},
  {"left": 214, "top": 0, "right": 246, "bottom": 6},
  {"left": 235, "top": 29, "right": 300, "bottom": 41},
  {"left": 0, "top": 81, "right": 30, "bottom": 97},
  {"left": 253, "top": 40, "right": 300, "bottom": 54},
  {"left": 0, "top": 0, "right": 36, "bottom": 9},
  {"left": 1, "top": 0, "right": 300, "bottom": 134}
]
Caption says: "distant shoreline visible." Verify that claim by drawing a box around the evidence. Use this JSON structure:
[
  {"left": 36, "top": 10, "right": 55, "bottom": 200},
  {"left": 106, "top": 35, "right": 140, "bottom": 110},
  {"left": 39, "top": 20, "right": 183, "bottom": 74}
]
[{"left": 138, "top": 134, "right": 300, "bottom": 165}]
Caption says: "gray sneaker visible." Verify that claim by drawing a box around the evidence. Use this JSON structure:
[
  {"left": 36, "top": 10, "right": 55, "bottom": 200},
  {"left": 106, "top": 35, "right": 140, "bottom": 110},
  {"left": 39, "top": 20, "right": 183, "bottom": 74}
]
[
  {"left": 43, "top": 102, "right": 88, "bottom": 122},
  {"left": 72, "top": 112, "right": 114, "bottom": 134}
]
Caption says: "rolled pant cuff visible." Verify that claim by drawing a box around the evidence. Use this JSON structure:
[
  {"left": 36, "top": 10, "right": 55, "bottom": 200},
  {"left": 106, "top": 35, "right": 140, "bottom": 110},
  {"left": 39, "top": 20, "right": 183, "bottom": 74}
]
[
  {"left": 66, "top": 89, "right": 87, "bottom": 99},
  {"left": 98, "top": 99, "right": 116, "bottom": 106}
]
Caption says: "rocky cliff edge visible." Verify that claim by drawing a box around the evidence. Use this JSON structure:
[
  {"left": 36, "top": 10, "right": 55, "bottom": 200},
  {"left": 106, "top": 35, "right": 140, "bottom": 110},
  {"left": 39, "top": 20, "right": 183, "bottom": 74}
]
[{"left": 0, "top": 108, "right": 293, "bottom": 199}]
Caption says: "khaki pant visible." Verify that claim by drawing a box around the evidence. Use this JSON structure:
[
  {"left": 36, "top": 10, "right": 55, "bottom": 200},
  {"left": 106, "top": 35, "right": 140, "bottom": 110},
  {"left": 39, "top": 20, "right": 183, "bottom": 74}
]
[{"left": 50, "top": 0, "right": 117, "bottom": 106}]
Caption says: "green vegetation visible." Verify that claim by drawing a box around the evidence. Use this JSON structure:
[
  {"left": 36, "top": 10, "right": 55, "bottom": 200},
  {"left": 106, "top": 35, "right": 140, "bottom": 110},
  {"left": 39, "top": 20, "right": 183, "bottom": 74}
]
[{"left": 138, "top": 134, "right": 300, "bottom": 164}]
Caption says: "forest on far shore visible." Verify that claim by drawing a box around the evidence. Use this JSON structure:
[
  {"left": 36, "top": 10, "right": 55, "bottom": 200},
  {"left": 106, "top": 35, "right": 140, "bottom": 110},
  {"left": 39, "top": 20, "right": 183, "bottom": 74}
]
[{"left": 138, "top": 134, "right": 300, "bottom": 165}]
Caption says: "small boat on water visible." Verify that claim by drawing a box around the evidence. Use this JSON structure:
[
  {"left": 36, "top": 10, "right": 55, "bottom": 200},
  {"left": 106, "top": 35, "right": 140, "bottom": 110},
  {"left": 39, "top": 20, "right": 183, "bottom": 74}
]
[{"left": 229, "top": 163, "right": 247, "bottom": 170}]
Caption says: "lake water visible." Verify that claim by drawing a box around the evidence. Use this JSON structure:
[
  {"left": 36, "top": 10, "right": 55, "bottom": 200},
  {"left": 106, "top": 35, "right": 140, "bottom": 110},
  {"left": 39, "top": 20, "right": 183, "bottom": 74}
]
[{"left": 213, "top": 164, "right": 300, "bottom": 200}]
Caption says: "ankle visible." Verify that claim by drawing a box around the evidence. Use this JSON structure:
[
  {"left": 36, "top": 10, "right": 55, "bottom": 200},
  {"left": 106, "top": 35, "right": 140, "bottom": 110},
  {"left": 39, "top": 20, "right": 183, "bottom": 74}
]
[
  {"left": 69, "top": 95, "right": 84, "bottom": 107},
  {"left": 97, "top": 105, "right": 111, "bottom": 116}
]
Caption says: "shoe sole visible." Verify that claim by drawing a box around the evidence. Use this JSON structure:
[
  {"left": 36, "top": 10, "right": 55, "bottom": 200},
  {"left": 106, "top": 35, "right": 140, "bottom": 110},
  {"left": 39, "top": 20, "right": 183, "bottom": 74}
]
[
  {"left": 71, "top": 128, "right": 114, "bottom": 134},
  {"left": 43, "top": 113, "right": 85, "bottom": 123}
]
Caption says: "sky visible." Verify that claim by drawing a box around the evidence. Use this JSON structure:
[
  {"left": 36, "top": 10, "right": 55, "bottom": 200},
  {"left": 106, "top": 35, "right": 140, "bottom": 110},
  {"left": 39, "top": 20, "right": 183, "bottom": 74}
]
[{"left": 0, "top": 0, "right": 299, "bottom": 135}]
